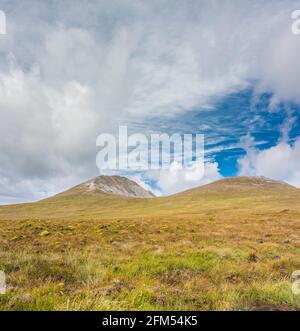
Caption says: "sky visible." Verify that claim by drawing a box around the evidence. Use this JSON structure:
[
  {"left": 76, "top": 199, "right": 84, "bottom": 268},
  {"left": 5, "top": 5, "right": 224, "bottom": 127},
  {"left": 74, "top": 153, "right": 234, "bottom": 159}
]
[{"left": 0, "top": 0, "right": 300, "bottom": 203}]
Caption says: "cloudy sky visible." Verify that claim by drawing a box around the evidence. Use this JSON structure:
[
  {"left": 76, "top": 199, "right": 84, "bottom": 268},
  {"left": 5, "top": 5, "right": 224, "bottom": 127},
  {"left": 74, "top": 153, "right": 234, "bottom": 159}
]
[{"left": 0, "top": 0, "right": 300, "bottom": 203}]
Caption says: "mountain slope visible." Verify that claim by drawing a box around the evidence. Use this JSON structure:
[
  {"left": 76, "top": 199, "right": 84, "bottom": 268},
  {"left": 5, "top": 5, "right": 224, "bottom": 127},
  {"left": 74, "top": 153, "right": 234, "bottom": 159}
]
[
  {"left": 54, "top": 176, "right": 155, "bottom": 199},
  {"left": 179, "top": 176, "right": 299, "bottom": 195},
  {"left": 0, "top": 176, "right": 299, "bottom": 221}
]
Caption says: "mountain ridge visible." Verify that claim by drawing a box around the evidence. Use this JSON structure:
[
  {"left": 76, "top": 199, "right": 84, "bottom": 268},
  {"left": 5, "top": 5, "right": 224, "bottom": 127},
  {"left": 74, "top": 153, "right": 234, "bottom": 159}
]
[
  {"left": 178, "top": 176, "right": 299, "bottom": 196},
  {"left": 54, "top": 175, "right": 155, "bottom": 199},
  {"left": 51, "top": 175, "right": 299, "bottom": 201},
  {"left": 0, "top": 175, "right": 299, "bottom": 221}
]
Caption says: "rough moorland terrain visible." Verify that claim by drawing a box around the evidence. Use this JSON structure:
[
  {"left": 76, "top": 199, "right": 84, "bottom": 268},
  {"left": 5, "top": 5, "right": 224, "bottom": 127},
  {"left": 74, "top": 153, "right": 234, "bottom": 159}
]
[{"left": 0, "top": 176, "right": 299, "bottom": 310}]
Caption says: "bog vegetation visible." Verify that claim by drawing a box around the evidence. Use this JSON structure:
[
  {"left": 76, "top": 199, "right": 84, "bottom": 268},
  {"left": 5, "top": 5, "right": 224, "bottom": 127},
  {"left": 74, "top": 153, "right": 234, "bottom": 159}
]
[{"left": 0, "top": 177, "right": 299, "bottom": 310}]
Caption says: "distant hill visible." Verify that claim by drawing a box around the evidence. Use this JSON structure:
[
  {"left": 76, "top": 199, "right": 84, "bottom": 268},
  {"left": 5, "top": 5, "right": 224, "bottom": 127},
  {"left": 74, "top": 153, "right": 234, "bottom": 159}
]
[
  {"left": 53, "top": 176, "right": 155, "bottom": 199},
  {"left": 0, "top": 176, "right": 299, "bottom": 221},
  {"left": 179, "top": 176, "right": 299, "bottom": 195}
]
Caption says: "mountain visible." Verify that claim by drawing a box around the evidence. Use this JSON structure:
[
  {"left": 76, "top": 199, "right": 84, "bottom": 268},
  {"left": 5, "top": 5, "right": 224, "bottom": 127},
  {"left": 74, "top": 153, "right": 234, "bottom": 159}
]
[
  {"left": 0, "top": 176, "right": 299, "bottom": 221},
  {"left": 54, "top": 175, "right": 155, "bottom": 198},
  {"left": 179, "top": 176, "right": 299, "bottom": 195}
]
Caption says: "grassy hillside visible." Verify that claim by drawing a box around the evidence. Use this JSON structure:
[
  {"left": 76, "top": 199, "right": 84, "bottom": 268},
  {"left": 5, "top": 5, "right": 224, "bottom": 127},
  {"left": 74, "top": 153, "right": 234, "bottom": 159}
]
[{"left": 0, "top": 177, "right": 300, "bottom": 310}]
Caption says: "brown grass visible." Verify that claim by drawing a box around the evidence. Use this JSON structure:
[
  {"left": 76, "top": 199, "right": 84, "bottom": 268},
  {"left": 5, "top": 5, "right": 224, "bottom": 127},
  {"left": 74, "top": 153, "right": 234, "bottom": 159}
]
[{"left": 0, "top": 177, "right": 299, "bottom": 310}]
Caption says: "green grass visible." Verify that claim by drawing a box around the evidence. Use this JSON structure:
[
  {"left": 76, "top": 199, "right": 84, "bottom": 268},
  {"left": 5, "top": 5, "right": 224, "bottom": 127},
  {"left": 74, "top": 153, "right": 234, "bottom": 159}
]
[{"left": 0, "top": 178, "right": 300, "bottom": 310}]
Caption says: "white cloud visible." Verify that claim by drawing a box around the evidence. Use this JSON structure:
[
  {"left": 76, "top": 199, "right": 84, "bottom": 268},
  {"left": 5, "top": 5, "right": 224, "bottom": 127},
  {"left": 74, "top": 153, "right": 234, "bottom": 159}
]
[
  {"left": 144, "top": 161, "right": 222, "bottom": 196},
  {"left": 238, "top": 138, "right": 300, "bottom": 188},
  {"left": 0, "top": 0, "right": 300, "bottom": 202},
  {"left": 254, "top": 28, "right": 300, "bottom": 105}
]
